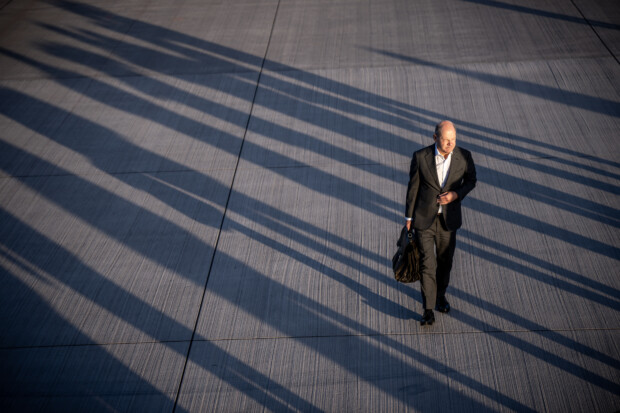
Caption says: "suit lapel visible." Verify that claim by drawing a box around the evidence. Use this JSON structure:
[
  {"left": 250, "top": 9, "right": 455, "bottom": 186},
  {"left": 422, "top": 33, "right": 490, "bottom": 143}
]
[
  {"left": 444, "top": 148, "right": 463, "bottom": 188},
  {"left": 424, "top": 146, "right": 441, "bottom": 189}
]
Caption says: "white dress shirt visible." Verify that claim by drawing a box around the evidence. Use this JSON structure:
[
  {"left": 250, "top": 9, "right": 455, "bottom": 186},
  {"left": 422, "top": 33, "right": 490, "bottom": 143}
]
[{"left": 435, "top": 144, "right": 452, "bottom": 213}]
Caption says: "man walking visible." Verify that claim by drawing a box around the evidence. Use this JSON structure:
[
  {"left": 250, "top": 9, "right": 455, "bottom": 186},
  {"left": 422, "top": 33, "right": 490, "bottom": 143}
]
[{"left": 405, "top": 121, "right": 477, "bottom": 325}]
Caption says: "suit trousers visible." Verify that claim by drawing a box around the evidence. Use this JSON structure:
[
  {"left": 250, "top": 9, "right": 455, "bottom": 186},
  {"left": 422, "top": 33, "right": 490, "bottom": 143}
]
[{"left": 415, "top": 214, "right": 457, "bottom": 309}]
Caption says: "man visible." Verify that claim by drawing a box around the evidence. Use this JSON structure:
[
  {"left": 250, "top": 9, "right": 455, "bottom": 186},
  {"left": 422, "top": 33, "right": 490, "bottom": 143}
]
[{"left": 405, "top": 120, "right": 477, "bottom": 325}]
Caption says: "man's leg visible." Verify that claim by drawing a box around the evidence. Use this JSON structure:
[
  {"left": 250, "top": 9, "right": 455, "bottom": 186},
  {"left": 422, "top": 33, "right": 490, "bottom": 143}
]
[
  {"left": 416, "top": 218, "right": 439, "bottom": 310},
  {"left": 435, "top": 216, "right": 457, "bottom": 300}
]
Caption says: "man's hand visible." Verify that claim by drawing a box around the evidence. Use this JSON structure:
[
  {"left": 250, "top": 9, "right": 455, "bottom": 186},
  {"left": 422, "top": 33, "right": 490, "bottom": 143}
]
[
  {"left": 437, "top": 191, "right": 458, "bottom": 205},
  {"left": 406, "top": 220, "right": 411, "bottom": 231}
]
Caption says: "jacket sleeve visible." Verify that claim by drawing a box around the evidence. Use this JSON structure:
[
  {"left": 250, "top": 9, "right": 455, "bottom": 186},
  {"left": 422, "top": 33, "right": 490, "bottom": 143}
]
[
  {"left": 454, "top": 150, "right": 477, "bottom": 201},
  {"left": 405, "top": 152, "right": 419, "bottom": 218}
]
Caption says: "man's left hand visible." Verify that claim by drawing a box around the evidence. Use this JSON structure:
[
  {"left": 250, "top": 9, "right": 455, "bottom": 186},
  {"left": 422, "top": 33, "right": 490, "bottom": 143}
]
[{"left": 437, "top": 191, "right": 458, "bottom": 205}]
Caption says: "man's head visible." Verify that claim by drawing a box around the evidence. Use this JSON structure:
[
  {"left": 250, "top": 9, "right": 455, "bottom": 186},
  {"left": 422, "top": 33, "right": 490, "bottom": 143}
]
[{"left": 433, "top": 120, "right": 456, "bottom": 156}]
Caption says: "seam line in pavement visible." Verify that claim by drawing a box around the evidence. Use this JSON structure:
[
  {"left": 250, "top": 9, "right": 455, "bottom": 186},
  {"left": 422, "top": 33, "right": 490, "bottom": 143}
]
[
  {"left": 171, "top": 1, "right": 283, "bottom": 411},
  {"left": 189, "top": 327, "right": 620, "bottom": 341},
  {"left": 0, "top": 153, "right": 612, "bottom": 182},
  {"left": 0, "top": 68, "right": 262, "bottom": 82},
  {"left": 3, "top": 326, "right": 619, "bottom": 351},
  {"left": 568, "top": 0, "right": 619, "bottom": 65},
  {"left": 251, "top": 54, "right": 617, "bottom": 75},
  {"left": 1, "top": 54, "right": 614, "bottom": 84}
]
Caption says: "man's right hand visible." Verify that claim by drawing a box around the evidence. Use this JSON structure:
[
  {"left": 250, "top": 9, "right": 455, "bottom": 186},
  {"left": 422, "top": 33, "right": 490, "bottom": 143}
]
[{"left": 406, "top": 220, "right": 411, "bottom": 231}]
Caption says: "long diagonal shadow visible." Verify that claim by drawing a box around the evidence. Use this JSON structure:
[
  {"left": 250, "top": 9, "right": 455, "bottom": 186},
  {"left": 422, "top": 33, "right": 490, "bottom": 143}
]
[
  {"left": 30, "top": 37, "right": 620, "bottom": 236},
  {"left": 0, "top": 53, "right": 401, "bottom": 222},
  {"left": 0, "top": 80, "right": 538, "bottom": 408},
  {"left": 7, "top": 50, "right": 608, "bottom": 400},
  {"left": 3, "top": 2, "right": 618, "bottom": 408},
  {"left": 50, "top": 0, "right": 620, "bottom": 120},
  {"left": 34, "top": 39, "right": 411, "bottom": 183},
  {"left": 22, "top": 3, "right": 620, "bottom": 262},
  {"left": 444, "top": 289, "right": 620, "bottom": 395},
  {"left": 37, "top": 34, "right": 620, "bottom": 212},
  {"left": 472, "top": 167, "right": 620, "bottom": 228},
  {"left": 1, "top": 140, "right": 617, "bottom": 408},
  {"left": 5, "top": 1, "right": 619, "bottom": 324},
  {"left": 384, "top": 99, "right": 620, "bottom": 170},
  {"left": 38, "top": 21, "right": 620, "bottom": 186},
  {"left": 462, "top": 229, "right": 620, "bottom": 301},
  {"left": 0, "top": 208, "right": 529, "bottom": 412},
  {"left": 0, "top": 85, "right": 398, "bottom": 271},
  {"left": 366, "top": 49, "right": 620, "bottom": 118},
  {"left": 462, "top": 140, "right": 619, "bottom": 196},
  {"left": 0, "top": 270, "right": 185, "bottom": 412},
  {"left": 3, "top": 80, "right": 617, "bottom": 307},
  {"left": 449, "top": 282, "right": 620, "bottom": 370},
  {"left": 461, "top": 0, "right": 620, "bottom": 31},
  {"left": 5, "top": 58, "right": 616, "bottom": 402},
  {"left": 197, "top": 244, "right": 620, "bottom": 397},
  {"left": 467, "top": 198, "right": 620, "bottom": 260},
  {"left": 2, "top": 112, "right": 616, "bottom": 409},
  {"left": 45, "top": 0, "right": 620, "bottom": 175},
  {"left": 0, "top": 210, "right": 321, "bottom": 413},
  {"left": 459, "top": 237, "right": 620, "bottom": 332},
  {"left": 457, "top": 127, "right": 620, "bottom": 182},
  {"left": 5, "top": 42, "right": 619, "bottom": 257},
  {"left": 28, "top": 20, "right": 620, "bottom": 230}
]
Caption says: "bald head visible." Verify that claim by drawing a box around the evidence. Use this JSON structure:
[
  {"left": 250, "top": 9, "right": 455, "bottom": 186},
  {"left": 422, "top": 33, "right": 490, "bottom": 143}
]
[
  {"left": 434, "top": 120, "right": 456, "bottom": 138},
  {"left": 433, "top": 120, "right": 456, "bottom": 156}
]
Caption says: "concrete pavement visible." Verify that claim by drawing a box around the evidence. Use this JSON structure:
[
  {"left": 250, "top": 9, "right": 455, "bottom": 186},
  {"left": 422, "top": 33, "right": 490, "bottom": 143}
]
[{"left": 0, "top": 0, "right": 619, "bottom": 411}]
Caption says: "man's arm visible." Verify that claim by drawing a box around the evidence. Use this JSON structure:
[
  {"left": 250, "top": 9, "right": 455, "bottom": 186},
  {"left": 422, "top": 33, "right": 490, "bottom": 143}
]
[
  {"left": 437, "top": 150, "right": 476, "bottom": 205},
  {"left": 405, "top": 152, "right": 419, "bottom": 229},
  {"left": 454, "top": 150, "right": 477, "bottom": 201}
]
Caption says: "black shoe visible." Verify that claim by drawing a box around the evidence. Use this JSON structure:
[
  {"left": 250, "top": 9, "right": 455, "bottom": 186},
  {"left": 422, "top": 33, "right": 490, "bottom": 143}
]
[
  {"left": 420, "top": 309, "right": 435, "bottom": 326},
  {"left": 436, "top": 296, "right": 451, "bottom": 313}
]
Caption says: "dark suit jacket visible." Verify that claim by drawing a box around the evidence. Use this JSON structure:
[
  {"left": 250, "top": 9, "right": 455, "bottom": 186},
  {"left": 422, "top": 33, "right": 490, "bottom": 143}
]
[{"left": 405, "top": 145, "right": 477, "bottom": 231}]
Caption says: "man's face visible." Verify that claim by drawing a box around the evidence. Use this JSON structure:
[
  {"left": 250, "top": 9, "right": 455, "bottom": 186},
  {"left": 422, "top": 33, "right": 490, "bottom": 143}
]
[{"left": 434, "top": 126, "right": 456, "bottom": 155}]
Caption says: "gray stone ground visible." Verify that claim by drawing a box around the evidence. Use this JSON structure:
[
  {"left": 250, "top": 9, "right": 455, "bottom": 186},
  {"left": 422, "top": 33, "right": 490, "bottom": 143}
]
[{"left": 0, "top": 0, "right": 618, "bottom": 412}]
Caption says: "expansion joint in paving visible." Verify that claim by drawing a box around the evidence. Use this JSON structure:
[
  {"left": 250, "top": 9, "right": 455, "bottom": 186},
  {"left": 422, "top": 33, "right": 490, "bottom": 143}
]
[
  {"left": 2, "top": 326, "right": 618, "bottom": 352},
  {"left": 171, "top": 1, "right": 283, "bottom": 411},
  {"left": 568, "top": 0, "right": 619, "bottom": 65}
]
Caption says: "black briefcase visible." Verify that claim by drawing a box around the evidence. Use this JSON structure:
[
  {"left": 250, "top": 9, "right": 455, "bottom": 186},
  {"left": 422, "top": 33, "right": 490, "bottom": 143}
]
[{"left": 392, "top": 226, "right": 421, "bottom": 283}]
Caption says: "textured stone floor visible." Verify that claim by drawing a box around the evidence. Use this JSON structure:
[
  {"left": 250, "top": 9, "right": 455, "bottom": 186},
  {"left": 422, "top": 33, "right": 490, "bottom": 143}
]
[{"left": 0, "top": 0, "right": 618, "bottom": 412}]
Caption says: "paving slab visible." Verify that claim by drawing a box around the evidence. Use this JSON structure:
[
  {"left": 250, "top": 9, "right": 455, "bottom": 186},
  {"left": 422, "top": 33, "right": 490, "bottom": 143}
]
[
  {"left": 196, "top": 162, "right": 405, "bottom": 340},
  {"left": 195, "top": 154, "right": 620, "bottom": 341},
  {"left": 0, "top": 0, "right": 618, "bottom": 411},
  {"left": 457, "top": 155, "right": 620, "bottom": 332},
  {"left": 0, "top": 169, "right": 232, "bottom": 346},
  {"left": 266, "top": 0, "right": 611, "bottom": 71},
  {"left": 0, "top": 341, "right": 187, "bottom": 413},
  {"left": 176, "top": 330, "right": 619, "bottom": 412},
  {"left": 0, "top": 71, "right": 257, "bottom": 177},
  {"left": 241, "top": 56, "right": 619, "bottom": 172},
  {"left": 550, "top": 0, "right": 620, "bottom": 58},
  {"left": 0, "top": 0, "right": 277, "bottom": 79}
]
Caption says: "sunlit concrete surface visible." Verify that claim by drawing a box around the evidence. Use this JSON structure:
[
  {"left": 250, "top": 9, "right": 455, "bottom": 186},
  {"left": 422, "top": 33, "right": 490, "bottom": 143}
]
[{"left": 0, "top": 0, "right": 618, "bottom": 412}]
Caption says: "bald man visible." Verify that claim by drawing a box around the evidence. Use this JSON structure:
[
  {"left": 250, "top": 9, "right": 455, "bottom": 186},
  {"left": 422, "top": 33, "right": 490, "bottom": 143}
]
[{"left": 405, "top": 121, "right": 477, "bottom": 325}]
